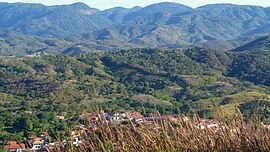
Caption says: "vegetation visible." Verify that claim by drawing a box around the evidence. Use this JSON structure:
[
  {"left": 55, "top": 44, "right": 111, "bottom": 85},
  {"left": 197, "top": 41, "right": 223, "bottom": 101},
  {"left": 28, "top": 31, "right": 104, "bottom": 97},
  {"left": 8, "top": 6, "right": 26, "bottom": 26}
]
[
  {"left": 63, "top": 111, "right": 270, "bottom": 152},
  {"left": 1, "top": 2, "right": 270, "bottom": 150},
  {"left": 0, "top": 47, "right": 270, "bottom": 142}
]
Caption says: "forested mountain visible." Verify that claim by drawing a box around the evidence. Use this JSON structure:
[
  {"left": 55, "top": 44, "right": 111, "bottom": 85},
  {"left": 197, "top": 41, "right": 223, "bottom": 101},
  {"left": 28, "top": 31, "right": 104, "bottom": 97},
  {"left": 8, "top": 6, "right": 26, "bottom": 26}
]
[
  {"left": 1, "top": 2, "right": 270, "bottom": 56},
  {"left": 0, "top": 2, "right": 115, "bottom": 37},
  {"left": 85, "top": 3, "right": 270, "bottom": 50}
]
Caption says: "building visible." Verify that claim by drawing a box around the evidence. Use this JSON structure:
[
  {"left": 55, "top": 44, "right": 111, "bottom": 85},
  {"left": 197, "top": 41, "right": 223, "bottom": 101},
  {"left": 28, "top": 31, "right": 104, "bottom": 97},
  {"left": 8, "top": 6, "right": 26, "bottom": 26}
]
[
  {"left": 127, "top": 112, "right": 144, "bottom": 124},
  {"left": 110, "top": 112, "right": 127, "bottom": 122},
  {"left": 70, "top": 130, "right": 84, "bottom": 138},
  {"left": 71, "top": 137, "right": 82, "bottom": 146},
  {"left": 4, "top": 141, "right": 26, "bottom": 152},
  {"left": 196, "top": 119, "right": 220, "bottom": 129},
  {"left": 30, "top": 137, "right": 45, "bottom": 150}
]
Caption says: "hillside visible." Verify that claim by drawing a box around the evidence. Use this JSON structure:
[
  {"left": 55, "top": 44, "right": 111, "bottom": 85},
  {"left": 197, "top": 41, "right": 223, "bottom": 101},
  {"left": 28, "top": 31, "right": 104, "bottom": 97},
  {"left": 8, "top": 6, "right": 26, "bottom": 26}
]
[
  {"left": 233, "top": 35, "right": 270, "bottom": 52},
  {"left": 101, "top": 6, "right": 142, "bottom": 24},
  {"left": 123, "top": 2, "right": 193, "bottom": 23},
  {"left": 0, "top": 29, "right": 74, "bottom": 56},
  {"left": 0, "top": 2, "right": 115, "bottom": 37},
  {"left": 1, "top": 48, "right": 270, "bottom": 141}
]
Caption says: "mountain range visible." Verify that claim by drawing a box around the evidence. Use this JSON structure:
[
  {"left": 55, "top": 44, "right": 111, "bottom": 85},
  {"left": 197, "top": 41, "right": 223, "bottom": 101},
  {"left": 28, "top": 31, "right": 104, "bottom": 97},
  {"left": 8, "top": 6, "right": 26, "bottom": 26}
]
[{"left": 1, "top": 2, "right": 270, "bottom": 56}]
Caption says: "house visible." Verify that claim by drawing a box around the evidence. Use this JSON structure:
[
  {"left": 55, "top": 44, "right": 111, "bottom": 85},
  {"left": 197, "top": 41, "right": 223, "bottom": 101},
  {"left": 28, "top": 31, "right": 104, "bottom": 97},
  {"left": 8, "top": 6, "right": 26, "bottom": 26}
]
[
  {"left": 71, "top": 137, "right": 82, "bottom": 146},
  {"left": 196, "top": 119, "right": 220, "bottom": 129},
  {"left": 144, "top": 117, "right": 155, "bottom": 124},
  {"left": 38, "top": 132, "right": 50, "bottom": 141},
  {"left": 110, "top": 112, "right": 128, "bottom": 122},
  {"left": 182, "top": 116, "right": 190, "bottom": 122},
  {"left": 134, "top": 117, "right": 144, "bottom": 124},
  {"left": 4, "top": 141, "right": 26, "bottom": 152},
  {"left": 70, "top": 130, "right": 84, "bottom": 138},
  {"left": 144, "top": 115, "right": 178, "bottom": 124},
  {"left": 30, "top": 137, "right": 45, "bottom": 150},
  {"left": 44, "top": 143, "right": 55, "bottom": 151},
  {"left": 70, "top": 130, "right": 79, "bottom": 138},
  {"left": 44, "top": 142, "right": 61, "bottom": 151},
  {"left": 127, "top": 112, "right": 144, "bottom": 124},
  {"left": 127, "top": 112, "right": 143, "bottom": 118},
  {"left": 160, "top": 115, "right": 178, "bottom": 123}
]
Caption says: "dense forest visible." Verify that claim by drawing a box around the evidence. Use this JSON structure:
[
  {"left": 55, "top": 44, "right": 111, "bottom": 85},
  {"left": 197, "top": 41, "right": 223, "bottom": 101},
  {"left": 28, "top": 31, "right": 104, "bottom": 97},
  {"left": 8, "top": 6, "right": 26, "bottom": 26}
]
[{"left": 1, "top": 47, "right": 270, "bottom": 141}]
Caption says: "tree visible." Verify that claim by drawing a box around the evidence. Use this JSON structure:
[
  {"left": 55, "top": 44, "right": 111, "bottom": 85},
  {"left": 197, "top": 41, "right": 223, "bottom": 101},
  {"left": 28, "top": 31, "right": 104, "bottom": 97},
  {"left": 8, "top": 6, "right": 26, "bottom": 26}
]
[
  {"left": 0, "top": 122, "right": 4, "bottom": 133},
  {"left": 16, "top": 117, "right": 33, "bottom": 131}
]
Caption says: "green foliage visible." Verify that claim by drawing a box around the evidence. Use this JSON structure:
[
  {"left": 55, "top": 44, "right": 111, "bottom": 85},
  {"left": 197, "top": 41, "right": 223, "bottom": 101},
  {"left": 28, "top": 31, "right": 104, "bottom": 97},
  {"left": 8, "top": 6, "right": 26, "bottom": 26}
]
[
  {"left": 16, "top": 117, "right": 33, "bottom": 131},
  {"left": 239, "top": 100, "right": 270, "bottom": 122},
  {"left": 0, "top": 48, "right": 270, "bottom": 142},
  {"left": 233, "top": 35, "right": 270, "bottom": 52}
]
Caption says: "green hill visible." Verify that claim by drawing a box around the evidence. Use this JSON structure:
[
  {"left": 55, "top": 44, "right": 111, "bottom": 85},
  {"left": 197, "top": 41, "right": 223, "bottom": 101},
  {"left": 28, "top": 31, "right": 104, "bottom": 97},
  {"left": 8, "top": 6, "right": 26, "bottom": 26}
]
[
  {"left": 233, "top": 35, "right": 270, "bottom": 52},
  {"left": 1, "top": 47, "right": 270, "bottom": 140}
]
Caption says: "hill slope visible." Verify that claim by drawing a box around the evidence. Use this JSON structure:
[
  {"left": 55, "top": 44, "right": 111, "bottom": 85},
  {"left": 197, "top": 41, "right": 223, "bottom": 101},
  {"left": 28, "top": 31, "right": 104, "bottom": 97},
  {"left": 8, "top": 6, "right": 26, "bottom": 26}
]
[
  {"left": 1, "top": 47, "right": 270, "bottom": 141},
  {"left": 233, "top": 35, "right": 270, "bottom": 52},
  {"left": 1, "top": 48, "right": 270, "bottom": 116},
  {"left": 0, "top": 29, "right": 73, "bottom": 56}
]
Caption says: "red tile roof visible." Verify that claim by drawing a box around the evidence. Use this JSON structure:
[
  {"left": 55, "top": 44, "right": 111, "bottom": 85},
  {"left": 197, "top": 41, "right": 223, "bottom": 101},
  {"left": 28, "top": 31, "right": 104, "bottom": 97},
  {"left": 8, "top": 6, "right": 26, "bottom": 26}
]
[{"left": 4, "top": 141, "right": 26, "bottom": 149}]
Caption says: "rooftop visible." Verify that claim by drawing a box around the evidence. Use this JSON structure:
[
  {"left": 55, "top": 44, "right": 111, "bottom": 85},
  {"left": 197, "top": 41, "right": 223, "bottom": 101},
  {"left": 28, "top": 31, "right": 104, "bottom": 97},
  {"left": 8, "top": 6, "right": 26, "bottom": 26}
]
[{"left": 4, "top": 141, "right": 26, "bottom": 149}]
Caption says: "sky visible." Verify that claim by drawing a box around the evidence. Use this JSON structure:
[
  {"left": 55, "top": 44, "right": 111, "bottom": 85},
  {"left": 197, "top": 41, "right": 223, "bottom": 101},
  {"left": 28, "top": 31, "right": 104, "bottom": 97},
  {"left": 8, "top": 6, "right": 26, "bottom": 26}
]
[{"left": 0, "top": 0, "right": 269, "bottom": 10}]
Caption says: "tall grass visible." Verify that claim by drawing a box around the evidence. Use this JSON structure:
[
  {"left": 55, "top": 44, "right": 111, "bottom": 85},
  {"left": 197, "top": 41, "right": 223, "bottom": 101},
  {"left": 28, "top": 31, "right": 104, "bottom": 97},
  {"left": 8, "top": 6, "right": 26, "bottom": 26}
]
[{"left": 61, "top": 110, "right": 270, "bottom": 152}]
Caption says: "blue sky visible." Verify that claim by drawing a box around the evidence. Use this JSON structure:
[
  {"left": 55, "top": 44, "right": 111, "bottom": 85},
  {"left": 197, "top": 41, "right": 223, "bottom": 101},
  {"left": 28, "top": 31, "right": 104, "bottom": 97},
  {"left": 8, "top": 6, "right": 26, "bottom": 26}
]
[{"left": 0, "top": 0, "right": 269, "bottom": 10}]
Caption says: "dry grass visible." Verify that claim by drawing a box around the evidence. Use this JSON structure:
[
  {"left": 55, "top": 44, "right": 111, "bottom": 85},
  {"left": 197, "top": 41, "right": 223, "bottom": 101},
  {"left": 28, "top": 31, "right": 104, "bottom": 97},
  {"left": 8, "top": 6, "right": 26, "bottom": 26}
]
[{"left": 60, "top": 110, "right": 270, "bottom": 152}]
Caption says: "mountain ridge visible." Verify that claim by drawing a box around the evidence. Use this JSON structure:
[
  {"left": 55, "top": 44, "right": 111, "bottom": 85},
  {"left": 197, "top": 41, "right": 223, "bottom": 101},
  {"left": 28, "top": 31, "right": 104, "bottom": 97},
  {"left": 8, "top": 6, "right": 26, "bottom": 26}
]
[{"left": 1, "top": 2, "right": 270, "bottom": 56}]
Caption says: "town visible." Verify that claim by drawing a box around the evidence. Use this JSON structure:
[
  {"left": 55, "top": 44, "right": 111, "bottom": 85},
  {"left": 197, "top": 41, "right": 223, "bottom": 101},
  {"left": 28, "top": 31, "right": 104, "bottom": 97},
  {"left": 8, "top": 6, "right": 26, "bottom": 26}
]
[{"left": 3, "top": 110, "right": 222, "bottom": 152}]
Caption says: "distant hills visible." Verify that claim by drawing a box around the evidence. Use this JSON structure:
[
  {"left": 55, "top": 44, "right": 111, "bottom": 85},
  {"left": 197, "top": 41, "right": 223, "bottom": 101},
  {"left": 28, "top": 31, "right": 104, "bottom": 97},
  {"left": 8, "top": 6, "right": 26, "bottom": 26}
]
[
  {"left": 0, "top": 2, "right": 114, "bottom": 37},
  {"left": 1, "top": 2, "right": 270, "bottom": 56}
]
